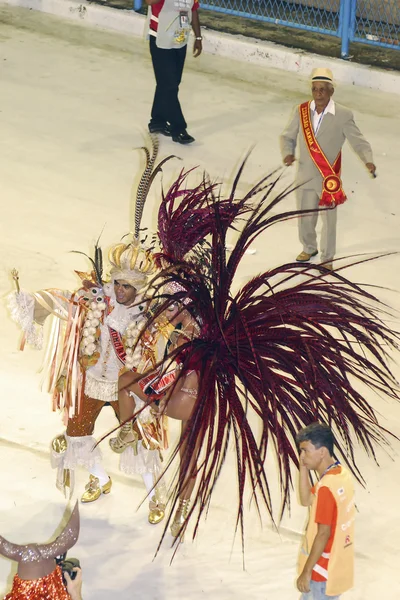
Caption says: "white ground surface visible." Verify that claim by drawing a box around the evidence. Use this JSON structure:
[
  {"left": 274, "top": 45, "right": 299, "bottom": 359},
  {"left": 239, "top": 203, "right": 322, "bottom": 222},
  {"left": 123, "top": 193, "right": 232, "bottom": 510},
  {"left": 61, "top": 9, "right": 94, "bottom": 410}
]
[{"left": 1, "top": 5, "right": 400, "bottom": 599}]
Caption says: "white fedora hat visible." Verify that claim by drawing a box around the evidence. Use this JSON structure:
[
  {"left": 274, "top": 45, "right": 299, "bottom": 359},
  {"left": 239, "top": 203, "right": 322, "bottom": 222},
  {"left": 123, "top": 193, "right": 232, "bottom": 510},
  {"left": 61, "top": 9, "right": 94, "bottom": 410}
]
[{"left": 311, "top": 68, "right": 334, "bottom": 85}]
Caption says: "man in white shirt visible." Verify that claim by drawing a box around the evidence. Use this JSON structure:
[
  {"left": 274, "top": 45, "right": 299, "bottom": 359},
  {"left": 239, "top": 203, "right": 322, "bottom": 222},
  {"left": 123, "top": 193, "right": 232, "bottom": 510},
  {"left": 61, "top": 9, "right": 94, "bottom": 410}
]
[
  {"left": 280, "top": 68, "right": 376, "bottom": 269},
  {"left": 8, "top": 242, "right": 167, "bottom": 523},
  {"left": 146, "top": 0, "right": 202, "bottom": 144}
]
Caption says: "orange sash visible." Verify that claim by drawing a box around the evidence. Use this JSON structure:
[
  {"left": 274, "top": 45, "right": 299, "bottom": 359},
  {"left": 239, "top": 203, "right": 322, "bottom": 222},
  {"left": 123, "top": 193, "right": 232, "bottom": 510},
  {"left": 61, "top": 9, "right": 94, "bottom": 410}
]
[{"left": 299, "top": 101, "right": 347, "bottom": 207}]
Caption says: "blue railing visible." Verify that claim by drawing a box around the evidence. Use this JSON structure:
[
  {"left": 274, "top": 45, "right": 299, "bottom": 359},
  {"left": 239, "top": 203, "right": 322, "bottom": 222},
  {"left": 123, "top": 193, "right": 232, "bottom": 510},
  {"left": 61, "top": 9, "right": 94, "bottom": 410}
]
[
  {"left": 349, "top": 0, "right": 399, "bottom": 53},
  {"left": 136, "top": 0, "right": 400, "bottom": 59}
]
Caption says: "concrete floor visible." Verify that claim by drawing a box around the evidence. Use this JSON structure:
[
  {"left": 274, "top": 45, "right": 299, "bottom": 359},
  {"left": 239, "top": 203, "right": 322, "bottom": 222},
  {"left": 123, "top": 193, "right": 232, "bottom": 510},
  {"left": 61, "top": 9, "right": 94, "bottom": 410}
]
[{"left": 0, "top": 5, "right": 400, "bottom": 599}]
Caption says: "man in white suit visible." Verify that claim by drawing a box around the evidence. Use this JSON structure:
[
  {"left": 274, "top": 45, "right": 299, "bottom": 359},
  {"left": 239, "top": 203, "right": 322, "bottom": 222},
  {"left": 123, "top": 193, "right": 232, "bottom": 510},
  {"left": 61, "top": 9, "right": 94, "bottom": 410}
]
[{"left": 280, "top": 68, "right": 376, "bottom": 270}]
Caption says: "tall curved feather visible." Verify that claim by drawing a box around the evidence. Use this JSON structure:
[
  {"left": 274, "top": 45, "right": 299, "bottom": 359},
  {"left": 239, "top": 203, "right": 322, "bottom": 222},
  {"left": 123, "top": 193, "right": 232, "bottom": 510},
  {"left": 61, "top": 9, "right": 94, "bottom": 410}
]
[{"left": 132, "top": 136, "right": 178, "bottom": 238}]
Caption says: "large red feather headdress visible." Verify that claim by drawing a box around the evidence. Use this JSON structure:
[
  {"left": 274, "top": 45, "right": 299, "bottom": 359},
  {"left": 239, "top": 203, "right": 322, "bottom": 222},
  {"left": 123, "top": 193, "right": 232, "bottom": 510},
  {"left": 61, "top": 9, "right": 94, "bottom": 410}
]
[{"left": 146, "top": 157, "right": 400, "bottom": 554}]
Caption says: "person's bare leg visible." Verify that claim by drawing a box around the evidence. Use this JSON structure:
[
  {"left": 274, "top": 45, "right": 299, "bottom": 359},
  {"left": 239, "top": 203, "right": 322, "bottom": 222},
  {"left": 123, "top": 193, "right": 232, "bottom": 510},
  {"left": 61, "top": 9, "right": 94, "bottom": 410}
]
[
  {"left": 109, "top": 377, "right": 143, "bottom": 452},
  {"left": 178, "top": 419, "right": 198, "bottom": 496},
  {"left": 170, "top": 419, "right": 201, "bottom": 537},
  {"left": 118, "top": 387, "right": 136, "bottom": 423},
  {"left": 164, "top": 382, "right": 201, "bottom": 535},
  {"left": 118, "top": 376, "right": 200, "bottom": 530}
]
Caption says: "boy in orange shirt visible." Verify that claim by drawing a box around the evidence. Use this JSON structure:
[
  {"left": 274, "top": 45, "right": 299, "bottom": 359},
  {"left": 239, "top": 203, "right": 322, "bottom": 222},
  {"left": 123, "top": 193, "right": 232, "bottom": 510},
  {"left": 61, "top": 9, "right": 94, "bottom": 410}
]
[{"left": 296, "top": 423, "right": 355, "bottom": 599}]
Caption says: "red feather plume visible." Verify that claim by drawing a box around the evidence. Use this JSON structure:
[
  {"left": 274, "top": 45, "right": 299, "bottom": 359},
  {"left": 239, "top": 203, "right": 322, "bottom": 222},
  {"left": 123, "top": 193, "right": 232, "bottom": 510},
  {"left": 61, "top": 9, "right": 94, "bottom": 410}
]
[{"left": 147, "top": 163, "right": 400, "bottom": 556}]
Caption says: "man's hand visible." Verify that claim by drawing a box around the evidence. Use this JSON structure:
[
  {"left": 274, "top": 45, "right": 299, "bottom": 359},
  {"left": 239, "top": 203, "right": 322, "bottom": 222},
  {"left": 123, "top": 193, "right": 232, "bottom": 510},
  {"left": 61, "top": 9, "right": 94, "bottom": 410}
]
[
  {"left": 283, "top": 154, "right": 295, "bottom": 166},
  {"left": 296, "top": 568, "right": 312, "bottom": 593},
  {"left": 65, "top": 568, "right": 83, "bottom": 600},
  {"left": 193, "top": 39, "right": 202, "bottom": 57},
  {"left": 298, "top": 454, "right": 313, "bottom": 506},
  {"left": 366, "top": 162, "right": 376, "bottom": 176}
]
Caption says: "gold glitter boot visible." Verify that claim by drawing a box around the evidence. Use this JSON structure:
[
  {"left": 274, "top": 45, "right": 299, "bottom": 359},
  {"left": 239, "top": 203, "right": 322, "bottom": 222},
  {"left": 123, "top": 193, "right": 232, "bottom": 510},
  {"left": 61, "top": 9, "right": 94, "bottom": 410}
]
[
  {"left": 109, "top": 422, "right": 139, "bottom": 455},
  {"left": 170, "top": 498, "right": 190, "bottom": 538},
  {"left": 148, "top": 485, "right": 166, "bottom": 525},
  {"left": 81, "top": 475, "right": 112, "bottom": 503}
]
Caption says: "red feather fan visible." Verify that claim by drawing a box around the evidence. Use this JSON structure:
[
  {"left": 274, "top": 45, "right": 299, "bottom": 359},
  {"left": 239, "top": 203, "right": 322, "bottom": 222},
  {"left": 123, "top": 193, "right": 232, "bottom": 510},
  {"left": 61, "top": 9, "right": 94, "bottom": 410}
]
[{"left": 146, "top": 162, "right": 399, "bottom": 554}]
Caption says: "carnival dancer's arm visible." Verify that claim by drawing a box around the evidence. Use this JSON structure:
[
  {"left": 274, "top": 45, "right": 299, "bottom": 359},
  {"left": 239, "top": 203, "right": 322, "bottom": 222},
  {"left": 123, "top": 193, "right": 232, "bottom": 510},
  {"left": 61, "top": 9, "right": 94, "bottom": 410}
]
[
  {"left": 117, "top": 306, "right": 199, "bottom": 422},
  {"left": 7, "top": 287, "right": 70, "bottom": 349},
  {"left": 342, "top": 111, "right": 376, "bottom": 174},
  {"left": 280, "top": 107, "right": 299, "bottom": 166}
]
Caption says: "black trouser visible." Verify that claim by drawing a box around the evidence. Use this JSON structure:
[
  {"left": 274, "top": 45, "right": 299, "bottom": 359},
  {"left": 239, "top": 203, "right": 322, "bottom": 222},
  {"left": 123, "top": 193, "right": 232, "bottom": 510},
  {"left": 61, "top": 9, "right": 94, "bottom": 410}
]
[{"left": 149, "top": 36, "right": 187, "bottom": 135}]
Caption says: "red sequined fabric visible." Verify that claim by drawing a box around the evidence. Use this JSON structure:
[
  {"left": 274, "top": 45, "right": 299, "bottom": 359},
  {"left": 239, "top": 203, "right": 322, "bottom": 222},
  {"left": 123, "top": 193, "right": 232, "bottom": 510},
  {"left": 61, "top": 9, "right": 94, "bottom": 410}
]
[{"left": 4, "top": 566, "right": 70, "bottom": 600}]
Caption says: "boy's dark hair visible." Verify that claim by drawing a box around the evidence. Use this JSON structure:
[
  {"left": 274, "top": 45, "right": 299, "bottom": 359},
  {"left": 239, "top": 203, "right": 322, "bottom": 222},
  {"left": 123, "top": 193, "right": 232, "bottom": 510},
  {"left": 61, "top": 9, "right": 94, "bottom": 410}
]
[{"left": 296, "top": 422, "right": 334, "bottom": 456}]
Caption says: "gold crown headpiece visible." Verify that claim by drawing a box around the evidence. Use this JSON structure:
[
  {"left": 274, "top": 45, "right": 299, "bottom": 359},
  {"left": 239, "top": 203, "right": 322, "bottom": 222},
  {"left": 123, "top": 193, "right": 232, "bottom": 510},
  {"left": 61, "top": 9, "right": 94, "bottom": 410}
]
[{"left": 108, "top": 239, "right": 156, "bottom": 288}]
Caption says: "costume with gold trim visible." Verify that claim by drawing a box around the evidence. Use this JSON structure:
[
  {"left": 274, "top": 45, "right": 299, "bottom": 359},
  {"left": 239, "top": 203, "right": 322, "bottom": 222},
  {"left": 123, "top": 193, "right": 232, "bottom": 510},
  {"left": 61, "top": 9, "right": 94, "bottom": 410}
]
[{"left": 7, "top": 139, "right": 171, "bottom": 511}]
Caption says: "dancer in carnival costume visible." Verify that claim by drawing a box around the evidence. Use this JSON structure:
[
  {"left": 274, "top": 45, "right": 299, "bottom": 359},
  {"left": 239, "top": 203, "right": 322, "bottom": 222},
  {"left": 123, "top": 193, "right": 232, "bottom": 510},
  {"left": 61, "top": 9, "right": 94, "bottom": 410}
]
[
  {"left": 113, "top": 286, "right": 201, "bottom": 538},
  {"left": 108, "top": 143, "right": 251, "bottom": 531},
  {"left": 7, "top": 142, "right": 170, "bottom": 522},
  {"left": 1, "top": 503, "right": 81, "bottom": 600},
  {"left": 113, "top": 153, "right": 400, "bottom": 550}
]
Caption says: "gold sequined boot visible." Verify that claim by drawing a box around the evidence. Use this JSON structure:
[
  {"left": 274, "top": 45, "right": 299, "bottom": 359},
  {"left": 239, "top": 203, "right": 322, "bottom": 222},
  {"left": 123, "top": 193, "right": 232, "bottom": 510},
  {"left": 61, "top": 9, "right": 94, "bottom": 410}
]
[
  {"left": 81, "top": 475, "right": 112, "bottom": 503},
  {"left": 109, "top": 422, "right": 138, "bottom": 455},
  {"left": 148, "top": 496, "right": 166, "bottom": 525},
  {"left": 170, "top": 498, "right": 190, "bottom": 538}
]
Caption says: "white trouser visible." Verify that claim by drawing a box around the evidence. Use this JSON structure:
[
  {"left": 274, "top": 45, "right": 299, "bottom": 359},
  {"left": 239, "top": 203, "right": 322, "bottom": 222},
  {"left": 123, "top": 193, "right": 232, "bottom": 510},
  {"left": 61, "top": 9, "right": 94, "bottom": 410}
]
[
  {"left": 296, "top": 188, "right": 337, "bottom": 262},
  {"left": 50, "top": 433, "right": 108, "bottom": 492},
  {"left": 51, "top": 433, "right": 164, "bottom": 496}
]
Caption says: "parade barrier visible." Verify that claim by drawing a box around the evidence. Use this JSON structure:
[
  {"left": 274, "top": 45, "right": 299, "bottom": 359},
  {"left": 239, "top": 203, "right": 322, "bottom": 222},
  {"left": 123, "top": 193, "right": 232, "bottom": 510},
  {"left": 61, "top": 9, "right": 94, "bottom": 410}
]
[
  {"left": 133, "top": 0, "right": 400, "bottom": 59},
  {"left": 3, "top": 0, "right": 400, "bottom": 93}
]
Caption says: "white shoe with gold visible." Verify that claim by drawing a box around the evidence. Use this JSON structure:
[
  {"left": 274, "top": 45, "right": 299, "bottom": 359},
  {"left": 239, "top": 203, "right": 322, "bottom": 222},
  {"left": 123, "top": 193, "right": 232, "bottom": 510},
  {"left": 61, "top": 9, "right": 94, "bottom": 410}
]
[{"left": 81, "top": 475, "right": 112, "bottom": 503}]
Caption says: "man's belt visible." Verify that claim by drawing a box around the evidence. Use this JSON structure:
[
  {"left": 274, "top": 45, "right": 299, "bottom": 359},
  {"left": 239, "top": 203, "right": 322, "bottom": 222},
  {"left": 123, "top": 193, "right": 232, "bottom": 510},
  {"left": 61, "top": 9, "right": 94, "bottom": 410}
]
[{"left": 299, "top": 101, "right": 347, "bottom": 207}]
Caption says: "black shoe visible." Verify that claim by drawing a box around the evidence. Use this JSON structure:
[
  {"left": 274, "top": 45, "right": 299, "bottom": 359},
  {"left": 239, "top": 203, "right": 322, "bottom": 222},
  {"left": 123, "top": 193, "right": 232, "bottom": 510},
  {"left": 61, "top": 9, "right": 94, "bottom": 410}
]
[
  {"left": 148, "top": 123, "right": 172, "bottom": 137},
  {"left": 172, "top": 130, "right": 195, "bottom": 145}
]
